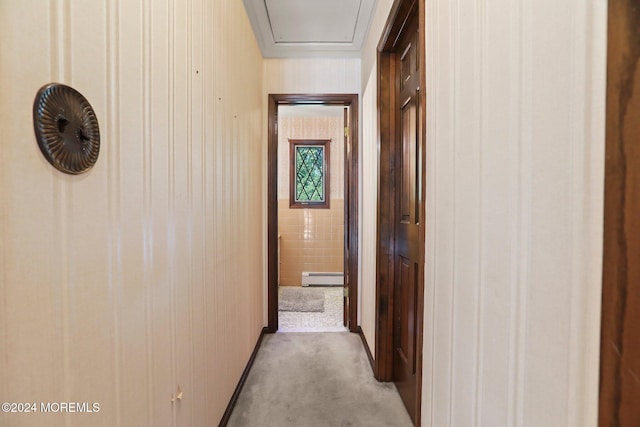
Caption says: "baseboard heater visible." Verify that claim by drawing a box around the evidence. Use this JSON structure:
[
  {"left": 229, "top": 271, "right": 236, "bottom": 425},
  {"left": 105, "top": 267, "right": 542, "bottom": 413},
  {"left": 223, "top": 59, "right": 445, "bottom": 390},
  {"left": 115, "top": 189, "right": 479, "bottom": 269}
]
[{"left": 301, "top": 272, "right": 344, "bottom": 287}]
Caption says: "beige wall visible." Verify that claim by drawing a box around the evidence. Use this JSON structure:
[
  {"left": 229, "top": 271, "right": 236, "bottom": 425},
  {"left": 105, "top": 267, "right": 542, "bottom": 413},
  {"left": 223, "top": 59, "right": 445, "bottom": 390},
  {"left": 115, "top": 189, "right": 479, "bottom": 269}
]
[
  {"left": 262, "top": 59, "right": 360, "bottom": 316},
  {"left": 359, "top": 64, "right": 379, "bottom": 356},
  {"left": 361, "top": 0, "right": 607, "bottom": 426},
  {"left": 263, "top": 58, "right": 361, "bottom": 95},
  {"left": 0, "top": 1, "right": 264, "bottom": 426},
  {"left": 277, "top": 115, "right": 344, "bottom": 286}
]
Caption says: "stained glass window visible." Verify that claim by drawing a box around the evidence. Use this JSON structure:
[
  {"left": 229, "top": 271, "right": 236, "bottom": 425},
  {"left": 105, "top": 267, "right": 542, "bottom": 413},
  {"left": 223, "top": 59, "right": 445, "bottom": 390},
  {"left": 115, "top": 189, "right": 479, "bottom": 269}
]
[{"left": 289, "top": 140, "right": 330, "bottom": 208}]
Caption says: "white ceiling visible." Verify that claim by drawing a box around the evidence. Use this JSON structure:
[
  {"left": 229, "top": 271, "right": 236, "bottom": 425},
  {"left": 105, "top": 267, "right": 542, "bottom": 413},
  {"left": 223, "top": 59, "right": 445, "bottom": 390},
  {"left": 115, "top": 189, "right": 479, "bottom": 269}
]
[{"left": 242, "top": 0, "right": 377, "bottom": 58}]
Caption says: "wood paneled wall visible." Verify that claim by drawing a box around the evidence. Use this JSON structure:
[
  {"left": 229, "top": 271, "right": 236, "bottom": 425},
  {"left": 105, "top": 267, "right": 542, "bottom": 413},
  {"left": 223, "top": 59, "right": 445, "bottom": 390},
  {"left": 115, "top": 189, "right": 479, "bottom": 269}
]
[
  {"left": 360, "top": 0, "right": 607, "bottom": 425},
  {"left": 263, "top": 59, "right": 361, "bottom": 95},
  {"left": 360, "top": 66, "right": 379, "bottom": 356},
  {"left": 421, "top": 1, "right": 607, "bottom": 425},
  {"left": 0, "top": 0, "right": 264, "bottom": 425}
]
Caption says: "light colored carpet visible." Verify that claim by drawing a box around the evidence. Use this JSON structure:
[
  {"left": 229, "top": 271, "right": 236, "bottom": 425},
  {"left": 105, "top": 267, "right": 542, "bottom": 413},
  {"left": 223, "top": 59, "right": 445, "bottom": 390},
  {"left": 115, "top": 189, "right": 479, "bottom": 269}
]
[
  {"left": 279, "top": 287, "right": 325, "bottom": 312},
  {"left": 227, "top": 332, "right": 413, "bottom": 427},
  {"left": 279, "top": 287, "right": 345, "bottom": 332}
]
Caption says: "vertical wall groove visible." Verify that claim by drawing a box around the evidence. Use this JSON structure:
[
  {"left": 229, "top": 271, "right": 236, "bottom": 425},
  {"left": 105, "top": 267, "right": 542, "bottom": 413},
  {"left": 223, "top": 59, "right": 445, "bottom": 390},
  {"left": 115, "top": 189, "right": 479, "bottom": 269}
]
[
  {"left": 48, "top": 0, "right": 58, "bottom": 78},
  {"left": 201, "top": 0, "right": 210, "bottom": 423},
  {"left": 63, "top": 0, "right": 72, "bottom": 81},
  {"left": 212, "top": 0, "right": 222, "bottom": 409},
  {"left": 107, "top": 0, "right": 122, "bottom": 424},
  {"left": 565, "top": 0, "right": 579, "bottom": 423},
  {"left": 569, "top": 1, "right": 606, "bottom": 424},
  {"left": 584, "top": 2, "right": 607, "bottom": 425},
  {"left": 474, "top": 0, "right": 487, "bottom": 424},
  {"left": 506, "top": 0, "right": 521, "bottom": 424},
  {"left": 57, "top": 3, "right": 72, "bottom": 426},
  {"left": 167, "top": 0, "right": 177, "bottom": 424},
  {"left": 514, "top": 0, "right": 532, "bottom": 423},
  {"left": 421, "top": 2, "right": 440, "bottom": 426},
  {"left": 141, "top": 0, "right": 154, "bottom": 424},
  {"left": 427, "top": 1, "right": 439, "bottom": 424},
  {"left": 186, "top": 0, "right": 195, "bottom": 421},
  {"left": 447, "top": 0, "right": 458, "bottom": 424}
]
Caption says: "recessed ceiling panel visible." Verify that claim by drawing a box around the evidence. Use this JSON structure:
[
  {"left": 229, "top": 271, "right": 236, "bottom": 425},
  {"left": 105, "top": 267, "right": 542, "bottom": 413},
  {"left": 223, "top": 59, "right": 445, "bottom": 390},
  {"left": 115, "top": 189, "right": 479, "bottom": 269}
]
[
  {"left": 266, "top": 0, "right": 361, "bottom": 43},
  {"left": 242, "top": 0, "right": 376, "bottom": 57}
]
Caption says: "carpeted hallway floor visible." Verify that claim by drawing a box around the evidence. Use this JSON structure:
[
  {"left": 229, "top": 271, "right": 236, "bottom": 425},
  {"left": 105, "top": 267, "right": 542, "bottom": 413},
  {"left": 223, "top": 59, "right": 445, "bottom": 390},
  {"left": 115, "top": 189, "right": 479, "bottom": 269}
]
[{"left": 227, "top": 332, "right": 413, "bottom": 427}]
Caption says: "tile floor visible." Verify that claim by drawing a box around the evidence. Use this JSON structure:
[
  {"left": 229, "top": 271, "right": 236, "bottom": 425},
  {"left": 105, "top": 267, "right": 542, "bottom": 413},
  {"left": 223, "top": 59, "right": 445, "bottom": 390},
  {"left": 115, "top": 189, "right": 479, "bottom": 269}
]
[{"left": 278, "top": 286, "right": 346, "bottom": 332}]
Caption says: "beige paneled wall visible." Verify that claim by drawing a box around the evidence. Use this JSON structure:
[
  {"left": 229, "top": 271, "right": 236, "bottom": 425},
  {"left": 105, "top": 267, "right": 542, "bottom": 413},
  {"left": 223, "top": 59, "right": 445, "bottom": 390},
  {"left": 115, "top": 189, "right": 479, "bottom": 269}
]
[
  {"left": 0, "top": 0, "right": 263, "bottom": 426},
  {"left": 359, "top": 66, "right": 378, "bottom": 355},
  {"left": 263, "top": 58, "right": 361, "bottom": 94},
  {"left": 422, "top": 1, "right": 606, "bottom": 424},
  {"left": 262, "top": 62, "right": 358, "bottom": 317},
  {"left": 360, "top": 0, "right": 606, "bottom": 425},
  {"left": 277, "top": 115, "right": 344, "bottom": 286}
]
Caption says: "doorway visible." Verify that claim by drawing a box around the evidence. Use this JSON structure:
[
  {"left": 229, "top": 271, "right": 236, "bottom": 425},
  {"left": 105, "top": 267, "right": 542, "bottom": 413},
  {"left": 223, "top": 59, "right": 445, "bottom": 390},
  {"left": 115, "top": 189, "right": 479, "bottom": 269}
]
[
  {"left": 375, "top": 0, "right": 426, "bottom": 425},
  {"left": 267, "top": 94, "right": 359, "bottom": 334},
  {"left": 277, "top": 105, "right": 347, "bottom": 332}
]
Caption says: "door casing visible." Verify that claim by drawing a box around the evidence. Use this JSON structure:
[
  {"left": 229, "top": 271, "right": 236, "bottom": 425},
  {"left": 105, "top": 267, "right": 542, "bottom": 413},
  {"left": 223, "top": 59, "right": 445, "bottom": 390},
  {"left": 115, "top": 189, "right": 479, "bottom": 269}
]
[
  {"left": 266, "top": 94, "right": 359, "bottom": 333},
  {"left": 599, "top": 0, "right": 640, "bottom": 424}
]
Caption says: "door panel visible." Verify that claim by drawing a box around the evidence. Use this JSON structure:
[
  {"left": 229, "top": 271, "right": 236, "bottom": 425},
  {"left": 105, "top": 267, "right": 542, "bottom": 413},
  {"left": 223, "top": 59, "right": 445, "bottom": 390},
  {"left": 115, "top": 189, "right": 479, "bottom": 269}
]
[
  {"left": 400, "top": 98, "right": 417, "bottom": 225},
  {"left": 395, "top": 255, "right": 417, "bottom": 370},
  {"left": 393, "top": 10, "right": 421, "bottom": 423}
]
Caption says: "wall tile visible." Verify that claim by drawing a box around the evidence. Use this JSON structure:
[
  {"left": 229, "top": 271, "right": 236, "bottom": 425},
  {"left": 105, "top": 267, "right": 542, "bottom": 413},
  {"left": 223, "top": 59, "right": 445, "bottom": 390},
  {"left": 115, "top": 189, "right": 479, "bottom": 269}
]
[{"left": 276, "top": 116, "right": 345, "bottom": 286}]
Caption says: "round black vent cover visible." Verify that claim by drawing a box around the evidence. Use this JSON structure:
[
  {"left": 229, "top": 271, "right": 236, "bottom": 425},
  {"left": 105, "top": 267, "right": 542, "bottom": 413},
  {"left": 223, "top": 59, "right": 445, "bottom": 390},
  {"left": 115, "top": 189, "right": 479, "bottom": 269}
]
[{"left": 33, "top": 83, "right": 100, "bottom": 174}]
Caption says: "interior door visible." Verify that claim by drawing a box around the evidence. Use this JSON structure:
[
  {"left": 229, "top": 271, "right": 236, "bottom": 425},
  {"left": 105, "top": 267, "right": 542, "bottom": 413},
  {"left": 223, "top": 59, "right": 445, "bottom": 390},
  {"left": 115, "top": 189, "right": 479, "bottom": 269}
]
[
  {"left": 393, "top": 11, "right": 421, "bottom": 423},
  {"left": 343, "top": 106, "right": 350, "bottom": 327}
]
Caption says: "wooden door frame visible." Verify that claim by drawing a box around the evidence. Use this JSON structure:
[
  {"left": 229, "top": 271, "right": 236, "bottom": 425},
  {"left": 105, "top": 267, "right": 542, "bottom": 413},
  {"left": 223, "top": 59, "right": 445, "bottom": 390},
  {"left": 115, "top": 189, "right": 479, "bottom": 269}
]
[
  {"left": 375, "top": 0, "right": 425, "bottom": 424},
  {"left": 599, "top": 0, "right": 640, "bottom": 424},
  {"left": 266, "top": 93, "right": 359, "bottom": 333}
]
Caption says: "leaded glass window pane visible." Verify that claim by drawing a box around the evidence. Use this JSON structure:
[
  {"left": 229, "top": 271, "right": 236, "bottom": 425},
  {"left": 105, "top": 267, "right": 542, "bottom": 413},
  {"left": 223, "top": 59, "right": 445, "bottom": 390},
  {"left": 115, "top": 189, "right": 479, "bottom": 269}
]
[
  {"left": 295, "top": 146, "right": 324, "bottom": 202},
  {"left": 289, "top": 139, "right": 330, "bottom": 209}
]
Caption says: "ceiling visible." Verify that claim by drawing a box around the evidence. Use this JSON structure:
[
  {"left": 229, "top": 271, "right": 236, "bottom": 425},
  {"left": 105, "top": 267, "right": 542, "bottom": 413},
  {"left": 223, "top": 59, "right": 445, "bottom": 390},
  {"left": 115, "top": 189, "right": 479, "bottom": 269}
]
[{"left": 242, "top": 0, "right": 377, "bottom": 58}]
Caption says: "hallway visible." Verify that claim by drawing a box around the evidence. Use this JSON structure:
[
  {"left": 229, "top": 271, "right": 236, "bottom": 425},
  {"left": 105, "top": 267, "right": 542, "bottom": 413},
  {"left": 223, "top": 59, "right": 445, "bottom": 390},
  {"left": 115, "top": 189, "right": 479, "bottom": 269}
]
[
  {"left": 0, "top": 0, "right": 610, "bottom": 425},
  {"left": 227, "top": 332, "right": 412, "bottom": 427}
]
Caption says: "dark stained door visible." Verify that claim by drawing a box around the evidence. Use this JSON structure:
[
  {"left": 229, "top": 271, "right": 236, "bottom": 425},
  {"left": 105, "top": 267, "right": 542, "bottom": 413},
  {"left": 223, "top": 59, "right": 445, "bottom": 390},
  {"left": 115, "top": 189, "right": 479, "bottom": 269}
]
[
  {"left": 344, "top": 106, "right": 349, "bottom": 327},
  {"left": 599, "top": 0, "right": 640, "bottom": 425},
  {"left": 393, "top": 11, "right": 421, "bottom": 423}
]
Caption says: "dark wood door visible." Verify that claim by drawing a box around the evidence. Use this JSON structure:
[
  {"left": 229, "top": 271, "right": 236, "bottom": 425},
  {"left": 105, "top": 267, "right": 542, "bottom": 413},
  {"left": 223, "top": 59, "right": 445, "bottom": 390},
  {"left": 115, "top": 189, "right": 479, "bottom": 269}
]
[
  {"left": 393, "top": 11, "right": 421, "bottom": 423},
  {"left": 344, "top": 106, "right": 349, "bottom": 327},
  {"left": 599, "top": 0, "right": 640, "bottom": 425}
]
